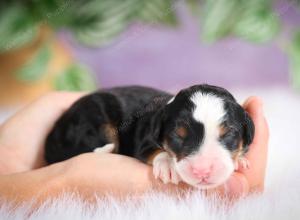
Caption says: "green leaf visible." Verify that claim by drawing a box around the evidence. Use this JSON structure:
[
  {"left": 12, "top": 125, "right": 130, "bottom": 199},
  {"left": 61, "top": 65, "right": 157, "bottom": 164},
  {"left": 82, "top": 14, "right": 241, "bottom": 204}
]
[
  {"left": 0, "top": 0, "right": 179, "bottom": 49},
  {"left": 29, "top": 0, "right": 74, "bottom": 28},
  {"left": 15, "top": 44, "right": 52, "bottom": 82},
  {"left": 186, "top": 0, "right": 202, "bottom": 16},
  {"left": 0, "top": 4, "right": 38, "bottom": 52},
  {"left": 201, "top": 0, "right": 279, "bottom": 43},
  {"left": 69, "top": 0, "right": 137, "bottom": 47},
  {"left": 289, "top": 31, "right": 300, "bottom": 90},
  {"left": 54, "top": 64, "right": 97, "bottom": 91},
  {"left": 137, "top": 0, "right": 178, "bottom": 26},
  {"left": 68, "top": 0, "right": 178, "bottom": 47},
  {"left": 201, "top": 0, "right": 241, "bottom": 42},
  {"left": 234, "top": 5, "right": 280, "bottom": 43}
]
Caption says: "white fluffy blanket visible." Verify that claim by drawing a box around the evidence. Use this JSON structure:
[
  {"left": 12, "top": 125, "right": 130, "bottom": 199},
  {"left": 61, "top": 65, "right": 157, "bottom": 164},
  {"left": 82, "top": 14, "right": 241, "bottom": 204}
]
[{"left": 1, "top": 88, "right": 299, "bottom": 220}]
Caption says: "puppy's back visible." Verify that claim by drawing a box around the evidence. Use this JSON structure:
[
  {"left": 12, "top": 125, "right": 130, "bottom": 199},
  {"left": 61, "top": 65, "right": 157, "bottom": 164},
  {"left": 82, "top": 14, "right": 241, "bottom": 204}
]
[{"left": 44, "top": 86, "right": 172, "bottom": 164}]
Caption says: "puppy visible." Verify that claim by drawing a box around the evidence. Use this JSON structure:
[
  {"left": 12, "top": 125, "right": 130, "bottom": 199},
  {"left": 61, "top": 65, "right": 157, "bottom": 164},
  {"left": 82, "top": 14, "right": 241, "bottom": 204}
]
[{"left": 45, "top": 84, "right": 254, "bottom": 189}]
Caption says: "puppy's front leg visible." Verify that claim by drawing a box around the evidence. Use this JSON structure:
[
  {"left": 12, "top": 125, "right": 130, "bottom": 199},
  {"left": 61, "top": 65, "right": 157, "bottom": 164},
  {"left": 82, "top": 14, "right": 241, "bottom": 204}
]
[
  {"left": 93, "top": 143, "right": 115, "bottom": 153},
  {"left": 135, "top": 141, "right": 180, "bottom": 185},
  {"left": 234, "top": 156, "right": 250, "bottom": 170},
  {"left": 151, "top": 151, "right": 180, "bottom": 185}
]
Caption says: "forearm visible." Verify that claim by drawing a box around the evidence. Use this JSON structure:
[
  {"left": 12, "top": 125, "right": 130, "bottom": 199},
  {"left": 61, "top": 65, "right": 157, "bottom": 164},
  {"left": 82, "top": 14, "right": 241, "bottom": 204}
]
[
  {"left": 0, "top": 154, "right": 187, "bottom": 207},
  {"left": 65, "top": 154, "right": 188, "bottom": 199},
  {"left": 0, "top": 162, "right": 68, "bottom": 206}
]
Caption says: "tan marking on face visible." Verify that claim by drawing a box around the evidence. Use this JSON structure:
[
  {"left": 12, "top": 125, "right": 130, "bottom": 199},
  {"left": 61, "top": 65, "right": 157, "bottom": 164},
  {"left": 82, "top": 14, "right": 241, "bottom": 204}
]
[
  {"left": 175, "top": 126, "right": 188, "bottom": 139},
  {"left": 219, "top": 127, "right": 244, "bottom": 162},
  {"left": 231, "top": 141, "right": 244, "bottom": 161}
]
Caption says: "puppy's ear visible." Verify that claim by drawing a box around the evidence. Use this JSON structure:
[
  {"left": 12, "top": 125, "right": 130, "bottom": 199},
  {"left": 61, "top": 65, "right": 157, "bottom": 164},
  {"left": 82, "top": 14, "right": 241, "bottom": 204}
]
[
  {"left": 242, "top": 111, "right": 255, "bottom": 151},
  {"left": 164, "top": 89, "right": 192, "bottom": 120}
]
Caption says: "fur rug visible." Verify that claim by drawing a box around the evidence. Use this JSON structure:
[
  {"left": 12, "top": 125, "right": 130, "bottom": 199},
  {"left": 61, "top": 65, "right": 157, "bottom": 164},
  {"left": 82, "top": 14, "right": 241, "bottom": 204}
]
[{"left": 0, "top": 87, "right": 299, "bottom": 220}]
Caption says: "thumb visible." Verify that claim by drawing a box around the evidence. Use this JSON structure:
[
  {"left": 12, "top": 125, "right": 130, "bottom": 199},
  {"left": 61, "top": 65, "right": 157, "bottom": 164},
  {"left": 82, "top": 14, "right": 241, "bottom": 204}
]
[
  {"left": 242, "top": 96, "right": 269, "bottom": 192},
  {"left": 223, "top": 173, "right": 249, "bottom": 198},
  {"left": 206, "top": 173, "right": 249, "bottom": 199}
]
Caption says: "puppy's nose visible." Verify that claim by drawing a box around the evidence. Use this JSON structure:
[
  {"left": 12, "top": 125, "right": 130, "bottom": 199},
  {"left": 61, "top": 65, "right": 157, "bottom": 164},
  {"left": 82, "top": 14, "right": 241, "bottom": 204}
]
[{"left": 192, "top": 166, "right": 212, "bottom": 179}]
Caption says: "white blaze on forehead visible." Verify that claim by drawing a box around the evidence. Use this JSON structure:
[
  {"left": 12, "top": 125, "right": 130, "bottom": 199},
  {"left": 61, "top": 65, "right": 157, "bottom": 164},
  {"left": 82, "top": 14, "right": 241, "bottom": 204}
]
[
  {"left": 173, "top": 92, "right": 233, "bottom": 188},
  {"left": 190, "top": 92, "right": 225, "bottom": 142}
]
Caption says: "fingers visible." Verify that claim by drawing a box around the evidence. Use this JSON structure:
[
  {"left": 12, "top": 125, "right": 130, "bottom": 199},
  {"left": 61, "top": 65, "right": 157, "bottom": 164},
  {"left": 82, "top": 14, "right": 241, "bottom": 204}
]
[
  {"left": 1, "top": 92, "right": 86, "bottom": 132},
  {"left": 243, "top": 96, "right": 269, "bottom": 166},
  {"left": 0, "top": 92, "right": 87, "bottom": 171},
  {"left": 224, "top": 173, "right": 249, "bottom": 198},
  {"left": 241, "top": 96, "right": 269, "bottom": 192},
  {"left": 32, "top": 92, "right": 87, "bottom": 125},
  {"left": 38, "top": 92, "right": 87, "bottom": 111},
  {"left": 0, "top": 92, "right": 86, "bottom": 150},
  {"left": 206, "top": 172, "right": 249, "bottom": 199},
  {"left": 212, "top": 96, "right": 269, "bottom": 198},
  {"left": 243, "top": 96, "right": 269, "bottom": 148}
]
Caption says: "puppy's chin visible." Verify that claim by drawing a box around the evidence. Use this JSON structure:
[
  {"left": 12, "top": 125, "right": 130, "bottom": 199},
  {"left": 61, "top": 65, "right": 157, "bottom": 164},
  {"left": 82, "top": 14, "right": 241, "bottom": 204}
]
[{"left": 173, "top": 156, "right": 235, "bottom": 189}]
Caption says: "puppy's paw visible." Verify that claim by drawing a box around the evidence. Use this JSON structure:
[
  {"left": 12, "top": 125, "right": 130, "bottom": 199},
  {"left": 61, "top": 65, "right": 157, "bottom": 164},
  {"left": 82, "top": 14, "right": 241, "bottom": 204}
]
[
  {"left": 235, "top": 156, "right": 250, "bottom": 170},
  {"left": 94, "top": 143, "right": 115, "bottom": 154},
  {"left": 153, "top": 152, "right": 180, "bottom": 185}
]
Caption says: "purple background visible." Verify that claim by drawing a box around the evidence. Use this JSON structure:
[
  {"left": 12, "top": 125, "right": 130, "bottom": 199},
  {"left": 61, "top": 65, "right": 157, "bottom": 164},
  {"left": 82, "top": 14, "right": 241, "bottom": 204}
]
[{"left": 61, "top": 2, "right": 300, "bottom": 92}]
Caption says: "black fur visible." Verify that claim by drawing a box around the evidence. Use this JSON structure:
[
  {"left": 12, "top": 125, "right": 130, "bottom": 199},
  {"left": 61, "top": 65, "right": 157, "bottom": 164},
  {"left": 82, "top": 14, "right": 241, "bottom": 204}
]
[
  {"left": 45, "top": 86, "right": 172, "bottom": 163},
  {"left": 45, "top": 85, "right": 254, "bottom": 164}
]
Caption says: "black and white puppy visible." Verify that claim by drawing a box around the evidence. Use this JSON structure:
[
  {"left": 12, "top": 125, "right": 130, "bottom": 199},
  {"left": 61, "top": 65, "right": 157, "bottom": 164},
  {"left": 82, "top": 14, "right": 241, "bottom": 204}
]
[{"left": 45, "top": 84, "right": 254, "bottom": 189}]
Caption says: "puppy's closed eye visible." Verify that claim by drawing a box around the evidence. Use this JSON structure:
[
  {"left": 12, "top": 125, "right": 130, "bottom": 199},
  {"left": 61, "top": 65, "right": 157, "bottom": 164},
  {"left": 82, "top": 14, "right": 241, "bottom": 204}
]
[
  {"left": 175, "top": 126, "right": 188, "bottom": 139},
  {"left": 219, "top": 124, "right": 239, "bottom": 137}
]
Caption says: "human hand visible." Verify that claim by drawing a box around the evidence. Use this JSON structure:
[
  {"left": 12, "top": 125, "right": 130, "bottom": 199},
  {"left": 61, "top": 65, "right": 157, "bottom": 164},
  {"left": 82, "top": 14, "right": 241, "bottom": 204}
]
[
  {"left": 62, "top": 96, "right": 269, "bottom": 199},
  {"left": 207, "top": 96, "right": 269, "bottom": 198},
  {"left": 65, "top": 97, "right": 269, "bottom": 198},
  {"left": 0, "top": 92, "right": 160, "bottom": 204},
  {"left": 0, "top": 93, "right": 268, "bottom": 201},
  {"left": 0, "top": 92, "right": 86, "bottom": 174}
]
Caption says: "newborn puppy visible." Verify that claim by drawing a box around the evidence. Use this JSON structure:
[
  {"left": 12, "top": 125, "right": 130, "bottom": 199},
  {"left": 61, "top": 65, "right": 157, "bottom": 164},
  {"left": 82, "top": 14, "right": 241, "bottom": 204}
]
[{"left": 45, "top": 84, "right": 254, "bottom": 189}]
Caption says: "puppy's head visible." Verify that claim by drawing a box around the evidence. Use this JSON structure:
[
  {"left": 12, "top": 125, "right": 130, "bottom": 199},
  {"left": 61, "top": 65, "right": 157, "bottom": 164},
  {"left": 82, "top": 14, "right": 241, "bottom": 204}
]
[{"left": 162, "top": 84, "right": 254, "bottom": 189}]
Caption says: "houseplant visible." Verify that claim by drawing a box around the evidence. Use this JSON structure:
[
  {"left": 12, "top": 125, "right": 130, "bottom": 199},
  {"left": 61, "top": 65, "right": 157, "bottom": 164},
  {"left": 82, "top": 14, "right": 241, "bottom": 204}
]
[
  {"left": 0, "top": 0, "right": 177, "bottom": 105},
  {"left": 0, "top": 0, "right": 299, "bottom": 105}
]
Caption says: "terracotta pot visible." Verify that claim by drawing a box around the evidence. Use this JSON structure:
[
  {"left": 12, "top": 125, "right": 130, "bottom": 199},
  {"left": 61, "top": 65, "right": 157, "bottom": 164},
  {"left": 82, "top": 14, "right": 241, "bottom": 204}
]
[{"left": 0, "top": 26, "right": 72, "bottom": 107}]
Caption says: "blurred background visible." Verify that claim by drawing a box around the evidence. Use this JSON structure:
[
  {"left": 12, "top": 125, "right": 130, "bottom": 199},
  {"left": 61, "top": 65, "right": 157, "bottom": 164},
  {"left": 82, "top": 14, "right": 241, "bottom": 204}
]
[
  {"left": 0, "top": 0, "right": 300, "bottom": 124},
  {"left": 0, "top": 0, "right": 299, "bottom": 193}
]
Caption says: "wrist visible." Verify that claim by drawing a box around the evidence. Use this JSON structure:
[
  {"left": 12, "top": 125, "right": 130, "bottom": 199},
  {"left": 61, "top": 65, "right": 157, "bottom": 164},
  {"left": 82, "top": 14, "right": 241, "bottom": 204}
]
[
  {"left": 62, "top": 154, "right": 158, "bottom": 198},
  {"left": 0, "top": 144, "right": 31, "bottom": 174},
  {"left": 0, "top": 162, "right": 69, "bottom": 206}
]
